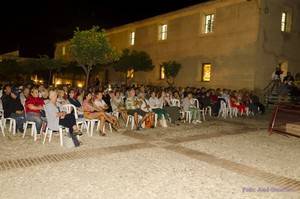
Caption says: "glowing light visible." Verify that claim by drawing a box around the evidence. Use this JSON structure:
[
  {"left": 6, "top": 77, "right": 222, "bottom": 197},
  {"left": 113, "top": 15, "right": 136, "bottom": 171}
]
[
  {"left": 202, "top": 64, "right": 211, "bottom": 82},
  {"left": 77, "top": 83, "right": 83, "bottom": 88},
  {"left": 55, "top": 80, "right": 62, "bottom": 86},
  {"left": 127, "top": 69, "right": 134, "bottom": 79}
]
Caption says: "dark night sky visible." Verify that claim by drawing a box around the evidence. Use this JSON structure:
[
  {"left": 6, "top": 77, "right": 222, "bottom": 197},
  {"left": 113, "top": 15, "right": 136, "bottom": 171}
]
[{"left": 0, "top": 0, "right": 208, "bottom": 58}]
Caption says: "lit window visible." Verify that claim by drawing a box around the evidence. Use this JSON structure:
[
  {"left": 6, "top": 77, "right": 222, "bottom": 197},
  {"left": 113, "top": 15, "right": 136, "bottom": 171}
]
[
  {"left": 159, "top": 24, "right": 168, "bottom": 40},
  {"left": 281, "top": 12, "right": 291, "bottom": 32},
  {"left": 160, "top": 66, "right": 165, "bottom": 80},
  {"left": 202, "top": 63, "right": 211, "bottom": 82},
  {"left": 127, "top": 69, "right": 134, "bottom": 79},
  {"left": 204, "top": 14, "right": 215, "bottom": 33},
  {"left": 129, "top": 31, "right": 135, "bottom": 46},
  {"left": 62, "top": 46, "right": 66, "bottom": 55}
]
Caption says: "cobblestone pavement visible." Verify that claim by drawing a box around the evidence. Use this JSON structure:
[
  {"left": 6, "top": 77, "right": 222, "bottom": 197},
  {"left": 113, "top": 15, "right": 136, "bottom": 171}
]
[{"left": 0, "top": 115, "right": 299, "bottom": 199}]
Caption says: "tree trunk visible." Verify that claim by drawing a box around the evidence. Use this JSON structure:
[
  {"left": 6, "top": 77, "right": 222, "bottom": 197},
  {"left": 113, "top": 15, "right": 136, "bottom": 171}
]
[
  {"left": 104, "top": 69, "right": 109, "bottom": 85},
  {"left": 85, "top": 70, "right": 90, "bottom": 90},
  {"left": 48, "top": 70, "right": 52, "bottom": 85}
]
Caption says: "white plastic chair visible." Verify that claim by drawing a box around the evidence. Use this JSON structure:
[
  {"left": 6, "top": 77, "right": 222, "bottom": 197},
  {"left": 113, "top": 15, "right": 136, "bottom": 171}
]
[
  {"left": 23, "top": 121, "right": 38, "bottom": 141},
  {"left": 96, "top": 120, "right": 112, "bottom": 135},
  {"left": 43, "top": 126, "right": 66, "bottom": 146},
  {"left": 62, "top": 104, "right": 88, "bottom": 133},
  {"left": 218, "top": 101, "right": 228, "bottom": 119},
  {"left": 3, "top": 118, "right": 16, "bottom": 135},
  {"left": 171, "top": 99, "right": 180, "bottom": 107},
  {"left": 171, "top": 99, "right": 185, "bottom": 120},
  {"left": 126, "top": 115, "right": 135, "bottom": 130},
  {"left": 192, "top": 98, "right": 205, "bottom": 121},
  {"left": 85, "top": 118, "right": 112, "bottom": 136},
  {"left": 126, "top": 114, "right": 149, "bottom": 130},
  {"left": 0, "top": 119, "right": 5, "bottom": 136},
  {"left": 205, "top": 106, "right": 212, "bottom": 117},
  {"left": 228, "top": 102, "right": 238, "bottom": 118}
]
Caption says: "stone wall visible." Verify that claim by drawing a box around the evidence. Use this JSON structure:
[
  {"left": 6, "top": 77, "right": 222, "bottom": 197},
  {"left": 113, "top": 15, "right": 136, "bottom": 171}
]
[{"left": 54, "top": 0, "right": 300, "bottom": 91}]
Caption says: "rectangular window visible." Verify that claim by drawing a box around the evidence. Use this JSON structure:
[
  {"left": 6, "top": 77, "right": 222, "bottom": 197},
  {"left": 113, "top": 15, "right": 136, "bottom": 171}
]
[
  {"left": 158, "top": 24, "right": 168, "bottom": 40},
  {"left": 129, "top": 31, "right": 135, "bottom": 46},
  {"left": 204, "top": 14, "right": 215, "bottom": 33},
  {"left": 281, "top": 11, "right": 291, "bottom": 32},
  {"left": 127, "top": 69, "right": 134, "bottom": 79},
  {"left": 160, "top": 66, "right": 165, "bottom": 80},
  {"left": 202, "top": 63, "right": 211, "bottom": 82},
  {"left": 62, "top": 46, "right": 66, "bottom": 55}
]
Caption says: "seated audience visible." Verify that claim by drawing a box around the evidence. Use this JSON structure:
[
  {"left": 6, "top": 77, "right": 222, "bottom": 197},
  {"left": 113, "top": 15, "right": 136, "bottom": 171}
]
[
  {"left": 149, "top": 91, "right": 168, "bottom": 125},
  {"left": 82, "top": 93, "right": 112, "bottom": 136},
  {"left": 182, "top": 93, "right": 201, "bottom": 123},
  {"left": 1, "top": 85, "right": 25, "bottom": 132},
  {"left": 20, "top": 87, "right": 30, "bottom": 106},
  {"left": 94, "top": 91, "right": 118, "bottom": 129},
  {"left": 25, "top": 88, "right": 45, "bottom": 133},
  {"left": 110, "top": 90, "right": 128, "bottom": 122},
  {"left": 125, "top": 89, "right": 152, "bottom": 130},
  {"left": 44, "top": 90, "right": 81, "bottom": 147}
]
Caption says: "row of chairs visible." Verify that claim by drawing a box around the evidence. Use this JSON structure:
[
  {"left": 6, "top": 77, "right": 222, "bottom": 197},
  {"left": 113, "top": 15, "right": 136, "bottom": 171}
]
[
  {"left": 171, "top": 98, "right": 212, "bottom": 123},
  {"left": 0, "top": 104, "right": 115, "bottom": 146},
  {"left": 218, "top": 99, "right": 251, "bottom": 119}
]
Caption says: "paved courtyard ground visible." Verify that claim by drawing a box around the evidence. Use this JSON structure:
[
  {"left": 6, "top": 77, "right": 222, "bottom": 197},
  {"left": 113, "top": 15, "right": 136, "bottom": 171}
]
[{"left": 0, "top": 114, "right": 299, "bottom": 199}]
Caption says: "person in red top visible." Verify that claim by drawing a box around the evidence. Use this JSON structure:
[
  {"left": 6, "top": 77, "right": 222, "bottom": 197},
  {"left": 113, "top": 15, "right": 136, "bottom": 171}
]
[{"left": 25, "top": 88, "right": 45, "bottom": 133}]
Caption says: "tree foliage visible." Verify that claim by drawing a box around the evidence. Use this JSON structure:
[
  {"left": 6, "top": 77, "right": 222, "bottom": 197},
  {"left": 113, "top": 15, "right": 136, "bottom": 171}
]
[
  {"left": 69, "top": 26, "right": 118, "bottom": 88},
  {"left": 0, "top": 56, "right": 68, "bottom": 84},
  {"left": 160, "top": 61, "right": 182, "bottom": 86},
  {"left": 113, "top": 48, "right": 154, "bottom": 82}
]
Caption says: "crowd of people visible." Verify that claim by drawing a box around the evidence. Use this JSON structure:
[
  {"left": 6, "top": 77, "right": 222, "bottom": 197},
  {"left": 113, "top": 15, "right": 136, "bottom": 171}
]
[
  {"left": 0, "top": 83, "right": 266, "bottom": 147},
  {"left": 271, "top": 67, "right": 300, "bottom": 98}
]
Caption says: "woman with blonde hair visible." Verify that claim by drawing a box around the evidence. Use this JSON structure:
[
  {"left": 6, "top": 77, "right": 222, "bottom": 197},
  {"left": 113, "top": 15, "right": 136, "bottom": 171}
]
[{"left": 82, "top": 92, "right": 116, "bottom": 136}]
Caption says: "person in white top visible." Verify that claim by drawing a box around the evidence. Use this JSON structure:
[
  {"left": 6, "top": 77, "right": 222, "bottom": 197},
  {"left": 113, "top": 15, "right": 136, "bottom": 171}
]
[
  {"left": 94, "top": 91, "right": 119, "bottom": 129},
  {"left": 149, "top": 91, "right": 168, "bottom": 123},
  {"left": 56, "top": 89, "right": 68, "bottom": 110},
  {"left": 138, "top": 92, "right": 152, "bottom": 113},
  {"left": 110, "top": 91, "right": 127, "bottom": 122}
]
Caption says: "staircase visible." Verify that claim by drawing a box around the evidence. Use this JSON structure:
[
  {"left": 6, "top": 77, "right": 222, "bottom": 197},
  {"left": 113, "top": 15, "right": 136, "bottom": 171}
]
[{"left": 264, "top": 81, "right": 293, "bottom": 107}]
